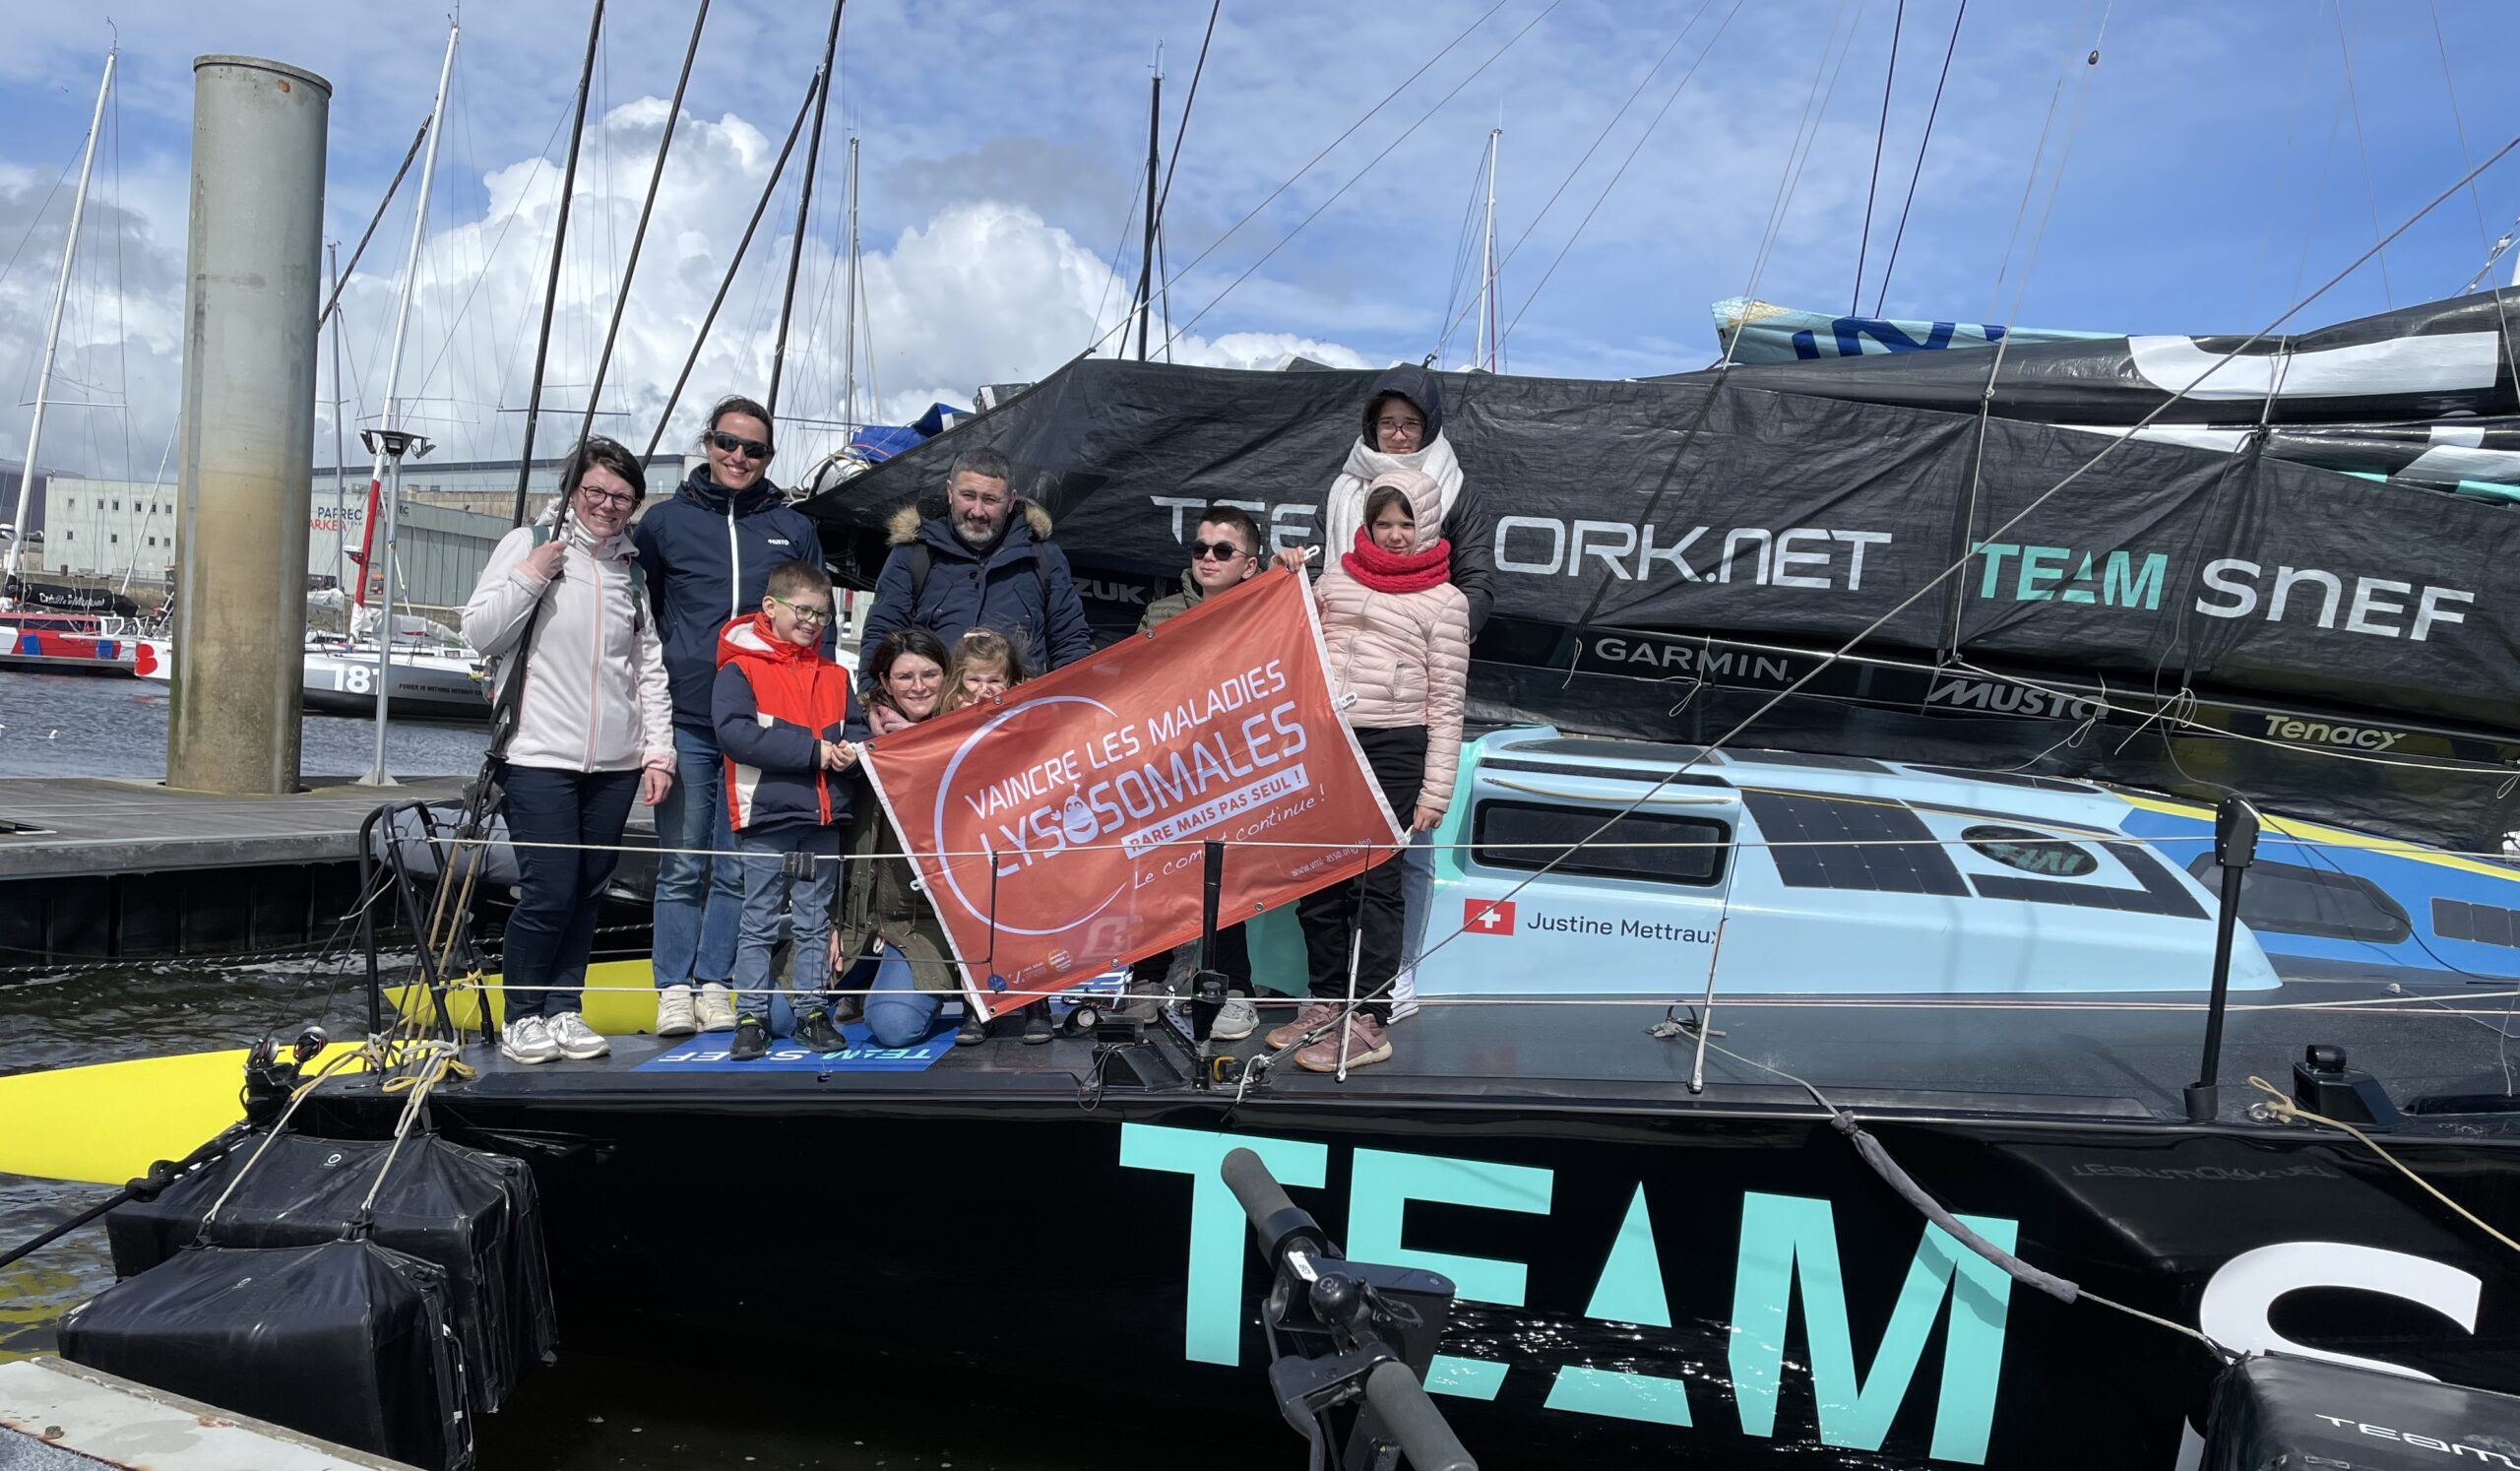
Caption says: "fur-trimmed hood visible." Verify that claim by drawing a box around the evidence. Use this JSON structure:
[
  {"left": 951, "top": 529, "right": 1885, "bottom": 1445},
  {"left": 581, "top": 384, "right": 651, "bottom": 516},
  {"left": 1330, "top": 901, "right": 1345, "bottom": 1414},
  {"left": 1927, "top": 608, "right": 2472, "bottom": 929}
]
[{"left": 886, "top": 497, "right": 1054, "bottom": 547}]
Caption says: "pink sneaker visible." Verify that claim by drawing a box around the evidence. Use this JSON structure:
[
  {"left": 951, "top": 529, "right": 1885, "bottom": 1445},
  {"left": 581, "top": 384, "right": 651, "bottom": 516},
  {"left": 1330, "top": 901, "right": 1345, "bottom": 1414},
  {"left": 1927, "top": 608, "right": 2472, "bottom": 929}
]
[
  {"left": 1264, "top": 1001, "right": 1338, "bottom": 1052},
  {"left": 1294, "top": 1013, "right": 1391, "bottom": 1073}
]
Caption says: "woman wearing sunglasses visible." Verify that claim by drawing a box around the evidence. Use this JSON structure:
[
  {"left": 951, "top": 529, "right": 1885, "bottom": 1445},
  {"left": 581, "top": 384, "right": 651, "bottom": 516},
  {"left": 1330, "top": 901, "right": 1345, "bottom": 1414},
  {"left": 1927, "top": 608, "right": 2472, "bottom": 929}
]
[{"left": 629, "top": 395, "right": 830, "bottom": 1041}]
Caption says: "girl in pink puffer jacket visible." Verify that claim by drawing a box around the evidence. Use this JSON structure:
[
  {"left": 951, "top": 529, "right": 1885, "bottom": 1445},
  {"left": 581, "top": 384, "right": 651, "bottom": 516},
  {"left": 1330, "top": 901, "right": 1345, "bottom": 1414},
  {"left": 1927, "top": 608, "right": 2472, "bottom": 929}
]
[{"left": 1268, "top": 468, "right": 1471, "bottom": 1072}]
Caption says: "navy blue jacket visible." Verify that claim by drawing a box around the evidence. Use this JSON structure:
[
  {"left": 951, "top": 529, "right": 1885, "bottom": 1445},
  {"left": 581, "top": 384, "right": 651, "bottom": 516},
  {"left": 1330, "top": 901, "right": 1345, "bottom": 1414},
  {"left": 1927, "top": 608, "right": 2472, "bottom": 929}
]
[
  {"left": 710, "top": 614, "right": 870, "bottom": 835},
  {"left": 630, "top": 465, "right": 826, "bottom": 736},
  {"left": 859, "top": 499, "right": 1093, "bottom": 670}
]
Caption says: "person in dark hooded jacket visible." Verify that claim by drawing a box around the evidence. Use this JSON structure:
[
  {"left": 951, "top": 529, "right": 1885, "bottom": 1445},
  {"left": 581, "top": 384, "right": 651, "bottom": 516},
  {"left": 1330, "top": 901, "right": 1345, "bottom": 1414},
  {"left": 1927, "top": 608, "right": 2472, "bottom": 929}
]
[
  {"left": 1319, "top": 363, "right": 1496, "bottom": 636},
  {"left": 858, "top": 447, "right": 1092, "bottom": 709},
  {"left": 628, "top": 395, "right": 825, "bottom": 1038}
]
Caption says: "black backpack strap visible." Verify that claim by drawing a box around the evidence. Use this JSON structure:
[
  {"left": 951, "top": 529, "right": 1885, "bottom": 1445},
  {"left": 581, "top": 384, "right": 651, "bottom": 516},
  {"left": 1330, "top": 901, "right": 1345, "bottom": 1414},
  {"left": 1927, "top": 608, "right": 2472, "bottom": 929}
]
[{"left": 908, "top": 543, "right": 932, "bottom": 611}]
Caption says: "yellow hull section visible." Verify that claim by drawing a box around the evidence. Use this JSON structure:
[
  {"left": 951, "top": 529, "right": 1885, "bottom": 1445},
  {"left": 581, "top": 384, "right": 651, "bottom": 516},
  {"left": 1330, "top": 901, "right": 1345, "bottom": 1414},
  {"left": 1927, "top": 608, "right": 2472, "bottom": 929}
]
[{"left": 0, "top": 960, "right": 661, "bottom": 1186}]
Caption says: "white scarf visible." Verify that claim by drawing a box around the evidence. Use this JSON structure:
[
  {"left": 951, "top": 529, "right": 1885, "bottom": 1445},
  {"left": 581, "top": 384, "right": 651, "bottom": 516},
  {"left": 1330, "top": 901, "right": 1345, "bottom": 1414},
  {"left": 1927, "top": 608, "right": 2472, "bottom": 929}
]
[{"left": 1322, "top": 432, "right": 1463, "bottom": 554}]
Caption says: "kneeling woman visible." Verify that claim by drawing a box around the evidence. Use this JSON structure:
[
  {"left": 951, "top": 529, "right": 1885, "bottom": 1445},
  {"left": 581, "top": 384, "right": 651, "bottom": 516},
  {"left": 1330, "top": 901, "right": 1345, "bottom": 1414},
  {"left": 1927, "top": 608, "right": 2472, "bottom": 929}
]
[
  {"left": 1270, "top": 470, "right": 1469, "bottom": 1071},
  {"left": 833, "top": 629, "right": 965, "bottom": 1048},
  {"left": 462, "top": 437, "right": 674, "bottom": 1065}
]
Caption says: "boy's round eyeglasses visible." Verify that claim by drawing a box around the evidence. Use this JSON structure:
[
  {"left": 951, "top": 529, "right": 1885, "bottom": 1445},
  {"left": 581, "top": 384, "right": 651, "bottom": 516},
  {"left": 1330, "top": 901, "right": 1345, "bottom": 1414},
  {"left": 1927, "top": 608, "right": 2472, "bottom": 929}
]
[{"left": 770, "top": 594, "right": 832, "bottom": 624}]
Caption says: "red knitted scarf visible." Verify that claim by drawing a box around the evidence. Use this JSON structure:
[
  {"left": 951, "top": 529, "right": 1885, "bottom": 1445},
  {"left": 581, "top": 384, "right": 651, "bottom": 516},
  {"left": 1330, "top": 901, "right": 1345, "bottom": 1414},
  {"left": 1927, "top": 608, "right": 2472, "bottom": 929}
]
[{"left": 1342, "top": 528, "right": 1452, "bottom": 594}]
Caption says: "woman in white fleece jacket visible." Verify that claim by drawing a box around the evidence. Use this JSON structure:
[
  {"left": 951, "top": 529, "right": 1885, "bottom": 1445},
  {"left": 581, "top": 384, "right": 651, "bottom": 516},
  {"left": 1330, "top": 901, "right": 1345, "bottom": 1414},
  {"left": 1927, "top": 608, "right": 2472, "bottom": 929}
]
[
  {"left": 1269, "top": 468, "right": 1470, "bottom": 1073},
  {"left": 462, "top": 437, "right": 674, "bottom": 1066}
]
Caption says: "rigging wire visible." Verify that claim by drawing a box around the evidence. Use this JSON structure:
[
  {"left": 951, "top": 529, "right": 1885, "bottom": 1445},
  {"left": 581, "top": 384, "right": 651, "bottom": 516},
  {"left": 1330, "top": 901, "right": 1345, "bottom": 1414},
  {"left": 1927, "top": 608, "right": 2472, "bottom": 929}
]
[
  {"left": 1085, "top": 0, "right": 1511, "bottom": 360},
  {"left": 110, "top": 57, "right": 134, "bottom": 488},
  {"left": 2289, "top": 72, "right": 2347, "bottom": 311},
  {"left": 1434, "top": 140, "right": 1490, "bottom": 366},
  {"left": 2240, "top": 22, "right": 2324, "bottom": 329},
  {"left": 1435, "top": 0, "right": 1716, "bottom": 357},
  {"left": 2329, "top": 0, "right": 2389, "bottom": 306},
  {"left": 1868, "top": 0, "right": 1963, "bottom": 317},
  {"left": 1979, "top": 3, "right": 2093, "bottom": 325},
  {"left": 1400, "top": 126, "right": 2520, "bottom": 991},
  {"left": 2426, "top": 1, "right": 2494, "bottom": 270},
  {"left": 1722, "top": 0, "right": 1861, "bottom": 365},
  {"left": 1162, "top": 0, "right": 1560, "bottom": 353},
  {"left": 1088, "top": 168, "right": 1146, "bottom": 352},
  {"left": 1153, "top": 0, "right": 1222, "bottom": 242},
  {"left": 1499, "top": 0, "right": 1741, "bottom": 357},
  {"left": 1852, "top": 0, "right": 1904, "bottom": 316}
]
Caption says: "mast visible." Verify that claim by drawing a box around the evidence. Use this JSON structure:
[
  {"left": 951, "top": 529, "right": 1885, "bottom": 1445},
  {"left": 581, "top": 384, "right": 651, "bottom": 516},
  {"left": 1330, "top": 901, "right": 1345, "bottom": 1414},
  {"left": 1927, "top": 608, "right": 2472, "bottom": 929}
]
[
  {"left": 8, "top": 49, "right": 113, "bottom": 578},
  {"left": 509, "top": 0, "right": 603, "bottom": 528},
  {"left": 354, "top": 21, "right": 457, "bottom": 785},
  {"left": 768, "top": 0, "right": 846, "bottom": 424},
  {"left": 841, "top": 134, "right": 859, "bottom": 431},
  {"left": 1480, "top": 126, "right": 1499, "bottom": 372},
  {"left": 355, "top": 25, "right": 455, "bottom": 619},
  {"left": 328, "top": 241, "right": 347, "bottom": 597},
  {"left": 1133, "top": 47, "right": 1163, "bottom": 361}
]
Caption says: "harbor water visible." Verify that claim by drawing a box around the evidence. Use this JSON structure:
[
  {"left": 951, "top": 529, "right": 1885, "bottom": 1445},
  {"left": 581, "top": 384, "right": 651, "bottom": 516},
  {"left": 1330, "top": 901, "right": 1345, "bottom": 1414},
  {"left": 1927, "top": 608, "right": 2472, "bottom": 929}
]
[{"left": 0, "top": 673, "right": 1286, "bottom": 1470}]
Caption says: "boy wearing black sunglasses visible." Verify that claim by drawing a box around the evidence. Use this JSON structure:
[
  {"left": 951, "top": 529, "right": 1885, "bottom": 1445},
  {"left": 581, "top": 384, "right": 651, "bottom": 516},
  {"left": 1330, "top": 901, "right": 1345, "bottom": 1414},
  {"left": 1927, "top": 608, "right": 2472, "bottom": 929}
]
[{"left": 1139, "top": 503, "right": 1262, "bottom": 632}]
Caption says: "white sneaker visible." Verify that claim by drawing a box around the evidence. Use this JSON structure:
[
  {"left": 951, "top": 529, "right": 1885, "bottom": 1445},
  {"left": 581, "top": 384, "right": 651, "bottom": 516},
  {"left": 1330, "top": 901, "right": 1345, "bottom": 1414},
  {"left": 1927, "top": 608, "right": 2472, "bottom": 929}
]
[
  {"left": 1213, "top": 997, "right": 1259, "bottom": 1042},
  {"left": 546, "top": 1011, "right": 609, "bottom": 1060},
  {"left": 654, "top": 984, "right": 698, "bottom": 1038},
  {"left": 500, "top": 1015, "right": 559, "bottom": 1065},
  {"left": 696, "top": 982, "right": 738, "bottom": 1033},
  {"left": 1388, "top": 966, "right": 1420, "bottom": 1024}
]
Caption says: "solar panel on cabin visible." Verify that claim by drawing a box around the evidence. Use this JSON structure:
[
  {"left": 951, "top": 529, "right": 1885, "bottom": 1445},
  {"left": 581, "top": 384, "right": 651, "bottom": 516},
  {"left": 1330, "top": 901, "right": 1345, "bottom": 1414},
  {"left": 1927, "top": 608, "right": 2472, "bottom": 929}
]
[
  {"left": 1739, "top": 789, "right": 1968, "bottom": 896},
  {"left": 1513, "top": 737, "right": 1722, "bottom": 765},
  {"left": 1905, "top": 764, "right": 2097, "bottom": 793},
  {"left": 1721, "top": 749, "right": 1891, "bottom": 773},
  {"left": 2435, "top": 897, "right": 2520, "bottom": 950}
]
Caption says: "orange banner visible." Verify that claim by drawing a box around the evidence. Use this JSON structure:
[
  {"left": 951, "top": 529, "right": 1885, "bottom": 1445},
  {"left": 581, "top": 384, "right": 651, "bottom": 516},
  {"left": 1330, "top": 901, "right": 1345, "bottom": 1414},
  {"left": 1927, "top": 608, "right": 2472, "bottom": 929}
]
[{"left": 859, "top": 570, "right": 1402, "bottom": 1019}]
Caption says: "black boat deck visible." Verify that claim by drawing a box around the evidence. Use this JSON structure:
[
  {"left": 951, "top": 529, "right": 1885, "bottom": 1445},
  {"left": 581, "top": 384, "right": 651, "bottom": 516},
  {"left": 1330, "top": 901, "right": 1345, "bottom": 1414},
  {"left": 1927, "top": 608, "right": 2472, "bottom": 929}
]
[{"left": 411, "top": 979, "right": 2520, "bottom": 1131}]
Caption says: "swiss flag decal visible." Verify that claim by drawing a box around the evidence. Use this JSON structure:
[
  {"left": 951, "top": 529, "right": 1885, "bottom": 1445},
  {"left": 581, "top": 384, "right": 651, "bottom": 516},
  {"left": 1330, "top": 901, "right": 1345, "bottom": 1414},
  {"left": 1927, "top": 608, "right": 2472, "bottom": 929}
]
[{"left": 1464, "top": 897, "right": 1516, "bottom": 935}]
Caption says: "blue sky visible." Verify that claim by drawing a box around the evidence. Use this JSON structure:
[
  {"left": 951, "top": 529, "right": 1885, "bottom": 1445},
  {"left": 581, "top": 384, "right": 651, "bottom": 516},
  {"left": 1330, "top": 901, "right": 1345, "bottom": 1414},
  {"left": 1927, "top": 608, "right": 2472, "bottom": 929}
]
[{"left": 0, "top": 0, "right": 2513, "bottom": 479}]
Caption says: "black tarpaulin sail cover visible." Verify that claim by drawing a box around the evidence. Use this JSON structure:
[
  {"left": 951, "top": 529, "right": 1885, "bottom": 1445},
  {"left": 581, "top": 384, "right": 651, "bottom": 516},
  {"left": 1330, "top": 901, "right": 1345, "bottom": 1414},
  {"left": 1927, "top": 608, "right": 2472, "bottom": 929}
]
[
  {"left": 800, "top": 343, "right": 2520, "bottom": 848},
  {"left": 105, "top": 1128, "right": 554, "bottom": 1414},
  {"left": 59, "top": 1239, "right": 475, "bottom": 1471}
]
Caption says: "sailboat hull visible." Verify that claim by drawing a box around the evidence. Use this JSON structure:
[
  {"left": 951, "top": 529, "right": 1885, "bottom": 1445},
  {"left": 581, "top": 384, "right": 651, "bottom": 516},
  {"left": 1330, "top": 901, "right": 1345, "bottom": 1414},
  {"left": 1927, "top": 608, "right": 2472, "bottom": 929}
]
[
  {"left": 341, "top": 1043, "right": 2519, "bottom": 1471},
  {"left": 297, "top": 648, "right": 487, "bottom": 722}
]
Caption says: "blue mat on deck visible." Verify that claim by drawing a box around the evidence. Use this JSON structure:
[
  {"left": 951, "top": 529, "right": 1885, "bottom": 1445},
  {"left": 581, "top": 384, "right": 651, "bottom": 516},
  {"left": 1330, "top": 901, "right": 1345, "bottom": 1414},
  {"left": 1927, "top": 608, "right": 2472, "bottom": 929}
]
[
  {"left": 636, "top": 1021, "right": 957, "bottom": 1072},
  {"left": 632, "top": 973, "right": 1127, "bottom": 1074}
]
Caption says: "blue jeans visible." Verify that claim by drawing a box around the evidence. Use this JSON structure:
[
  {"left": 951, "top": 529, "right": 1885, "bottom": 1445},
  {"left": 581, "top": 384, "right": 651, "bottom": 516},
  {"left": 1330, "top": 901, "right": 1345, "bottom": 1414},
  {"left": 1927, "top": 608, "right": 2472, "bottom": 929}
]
[
  {"left": 652, "top": 725, "right": 743, "bottom": 990},
  {"left": 500, "top": 765, "right": 639, "bottom": 1018},
  {"left": 733, "top": 826, "right": 843, "bottom": 1037},
  {"left": 863, "top": 949, "right": 949, "bottom": 1048},
  {"left": 1399, "top": 828, "right": 1434, "bottom": 971}
]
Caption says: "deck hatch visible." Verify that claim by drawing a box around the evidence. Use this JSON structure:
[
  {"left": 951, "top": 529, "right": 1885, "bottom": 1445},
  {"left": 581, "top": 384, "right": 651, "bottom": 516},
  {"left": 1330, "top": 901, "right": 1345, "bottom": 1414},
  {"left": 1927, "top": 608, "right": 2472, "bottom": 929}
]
[
  {"left": 2185, "top": 855, "right": 2413, "bottom": 943},
  {"left": 1470, "top": 800, "right": 1729, "bottom": 886}
]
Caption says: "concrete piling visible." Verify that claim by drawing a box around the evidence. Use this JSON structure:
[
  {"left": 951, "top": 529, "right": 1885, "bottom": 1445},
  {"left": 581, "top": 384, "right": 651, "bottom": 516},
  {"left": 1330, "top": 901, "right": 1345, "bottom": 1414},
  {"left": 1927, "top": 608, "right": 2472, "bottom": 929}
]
[{"left": 166, "top": 56, "right": 330, "bottom": 795}]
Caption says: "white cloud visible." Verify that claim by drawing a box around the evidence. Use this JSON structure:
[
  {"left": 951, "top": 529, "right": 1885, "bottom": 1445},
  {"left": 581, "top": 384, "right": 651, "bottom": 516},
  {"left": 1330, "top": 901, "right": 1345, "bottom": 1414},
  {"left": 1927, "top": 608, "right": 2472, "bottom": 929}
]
[{"left": 0, "top": 92, "right": 1369, "bottom": 487}]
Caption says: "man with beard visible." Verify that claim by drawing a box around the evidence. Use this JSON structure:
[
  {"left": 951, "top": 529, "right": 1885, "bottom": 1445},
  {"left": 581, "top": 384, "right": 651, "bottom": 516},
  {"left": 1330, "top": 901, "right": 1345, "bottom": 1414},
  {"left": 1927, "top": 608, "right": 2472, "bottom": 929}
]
[{"left": 860, "top": 447, "right": 1090, "bottom": 735}]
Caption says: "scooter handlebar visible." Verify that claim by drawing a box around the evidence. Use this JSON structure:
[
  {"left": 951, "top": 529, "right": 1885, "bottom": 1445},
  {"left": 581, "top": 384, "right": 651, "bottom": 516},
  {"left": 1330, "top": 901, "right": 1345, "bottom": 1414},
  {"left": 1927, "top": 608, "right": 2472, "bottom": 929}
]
[
  {"left": 1223, "top": 1147, "right": 1294, "bottom": 1229},
  {"left": 1365, "top": 1361, "right": 1477, "bottom": 1471}
]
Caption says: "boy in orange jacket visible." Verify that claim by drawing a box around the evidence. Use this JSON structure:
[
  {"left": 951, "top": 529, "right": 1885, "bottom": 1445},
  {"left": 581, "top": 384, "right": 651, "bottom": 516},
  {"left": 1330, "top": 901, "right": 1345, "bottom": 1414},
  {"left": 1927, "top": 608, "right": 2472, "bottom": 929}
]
[{"left": 713, "top": 560, "right": 868, "bottom": 1060}]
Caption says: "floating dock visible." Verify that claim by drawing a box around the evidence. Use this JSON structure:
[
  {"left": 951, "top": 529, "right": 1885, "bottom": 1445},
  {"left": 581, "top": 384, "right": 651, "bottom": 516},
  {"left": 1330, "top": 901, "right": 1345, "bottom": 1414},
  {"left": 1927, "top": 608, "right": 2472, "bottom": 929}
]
[
  {"left": 0, "top": 775, "right": 653, "bottom": 966},
  {"left": 0, "top": 1356, "right": 417, "bottom": 1468}
]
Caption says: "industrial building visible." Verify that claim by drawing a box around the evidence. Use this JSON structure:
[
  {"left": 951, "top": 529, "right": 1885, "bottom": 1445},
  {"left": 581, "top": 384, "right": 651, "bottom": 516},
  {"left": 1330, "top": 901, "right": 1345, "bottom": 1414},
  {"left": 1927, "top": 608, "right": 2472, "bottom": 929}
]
[{"left": 37, "top": 454, "right": 693, "bottom": 609}]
